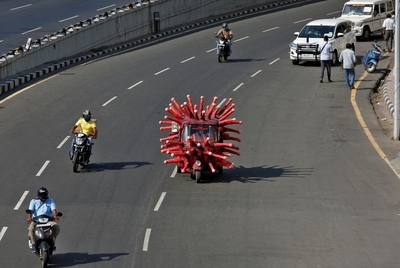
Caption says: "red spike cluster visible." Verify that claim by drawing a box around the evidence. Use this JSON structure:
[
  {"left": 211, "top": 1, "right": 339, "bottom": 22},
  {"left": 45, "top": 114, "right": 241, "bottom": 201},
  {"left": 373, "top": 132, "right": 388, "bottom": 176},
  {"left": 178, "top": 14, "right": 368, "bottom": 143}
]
[{"left": 159, "top": 95, "right": 242, "bottom": 174}]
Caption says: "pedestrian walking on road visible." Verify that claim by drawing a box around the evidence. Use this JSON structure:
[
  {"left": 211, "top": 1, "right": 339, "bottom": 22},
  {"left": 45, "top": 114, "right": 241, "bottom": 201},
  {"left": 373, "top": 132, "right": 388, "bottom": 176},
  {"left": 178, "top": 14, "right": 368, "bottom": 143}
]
[
  {"left": 318, "top": 35, "right": 333, "bottom": 83},
  {"left": 339, "top": 43, "right": 357, "bottom": 90},
  {"left": 382, "top": 13, "right": 395, "bottom": 52}
]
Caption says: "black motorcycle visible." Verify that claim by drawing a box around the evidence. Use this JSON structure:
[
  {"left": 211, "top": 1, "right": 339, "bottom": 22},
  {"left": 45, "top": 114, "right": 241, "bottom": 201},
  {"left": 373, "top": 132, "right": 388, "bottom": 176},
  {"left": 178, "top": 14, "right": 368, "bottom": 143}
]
[
  {"left": 72, "top": 132, "right": 92, "bottom": 172},
  {"left": 216, "top": 36, "right": 230, "bottom": 62},
  {"left": 27, "top": 212, "right": 62, "bottom": 268}
]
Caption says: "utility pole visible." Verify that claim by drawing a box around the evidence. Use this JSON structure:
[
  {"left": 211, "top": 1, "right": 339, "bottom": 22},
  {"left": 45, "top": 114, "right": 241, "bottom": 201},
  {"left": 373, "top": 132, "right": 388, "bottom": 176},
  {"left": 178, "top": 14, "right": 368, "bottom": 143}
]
[{"left": 394, "top": 0, "right": 400, "bottom": 140}]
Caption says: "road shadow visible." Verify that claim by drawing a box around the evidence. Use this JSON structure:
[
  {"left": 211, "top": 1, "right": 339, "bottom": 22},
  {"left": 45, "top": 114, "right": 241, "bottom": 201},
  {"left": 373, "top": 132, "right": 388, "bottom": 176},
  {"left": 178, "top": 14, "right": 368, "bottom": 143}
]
[
  {"left": 50, "top": 252, "right": 129, "bottom": 267},
  {"left": 196, "top": 164, "right": 314, "bottom": 183},
  {"left": 78, "top": 161, "right": 153, "bottom": 173}
]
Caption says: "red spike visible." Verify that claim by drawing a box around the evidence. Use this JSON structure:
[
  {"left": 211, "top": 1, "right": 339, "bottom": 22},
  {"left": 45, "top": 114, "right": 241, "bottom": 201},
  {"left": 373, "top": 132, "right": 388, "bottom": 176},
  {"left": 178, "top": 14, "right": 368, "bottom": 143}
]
[
  {"left": 220, "top": 126, "right": 241, "bottom": 134},
  {"left": 219, "top": 119, "right": 242, "bottom": 126},
  {"left": 159, "top": 120, "right": 173, "bottom": 125},
  {"left": 222, "top": 148, "right": 240, "bottom": 156},
  {"left": 209, "top": 162, "right": 216, "bottom": 173},
  {"left": 187, "top": 95, "right": 195, "bottom": 114},
  {"left": 164, "top": 116, "right": 182, "bottom": 125},
  {"left": 218, "top": 108, "right": 235, "bottom": 121},
  {"left": 160, "top": 133, "right": 179, "bottom": 142},
  {"left": 211, "top": 106, "right": 220, "bottom": 119},
  {"left": 164, "top": 158, "right": 183, "bottom": 164},
  {"left": 199, "top": 96, "right": 204, "bottom": 116},
  {"left": 219, "top": 98, "right": 232, "bottom": 114},
  {"left": 160, "top": 126, "right": 172, "bottom": 131}
]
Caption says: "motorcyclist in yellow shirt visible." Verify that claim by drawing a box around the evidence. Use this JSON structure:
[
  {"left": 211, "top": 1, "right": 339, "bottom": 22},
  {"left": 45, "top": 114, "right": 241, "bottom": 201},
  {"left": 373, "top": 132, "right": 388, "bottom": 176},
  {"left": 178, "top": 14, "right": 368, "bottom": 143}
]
[{"left": 69, "top": 110, "right": 97, "bottom": 163}]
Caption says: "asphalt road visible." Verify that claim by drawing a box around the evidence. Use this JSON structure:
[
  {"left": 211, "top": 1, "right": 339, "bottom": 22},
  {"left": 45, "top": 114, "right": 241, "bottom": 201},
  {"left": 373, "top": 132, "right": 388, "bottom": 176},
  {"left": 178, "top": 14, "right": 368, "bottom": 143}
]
[
  {"left": 2, "top": 0, "right": 400, "bottom": 267},
  {"left": 0, "top": 0, "right": 137, "bottom": 53}
]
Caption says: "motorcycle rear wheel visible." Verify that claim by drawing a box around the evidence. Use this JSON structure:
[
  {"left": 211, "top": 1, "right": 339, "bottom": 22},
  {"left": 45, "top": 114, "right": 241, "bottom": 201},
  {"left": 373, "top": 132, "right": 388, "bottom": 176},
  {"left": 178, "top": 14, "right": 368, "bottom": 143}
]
[
  {"left": 367, "top": 63, "right": 376, "bottom": 73},
  {"left": 73, "top": 152, "right": 79, "bottom": 173}
]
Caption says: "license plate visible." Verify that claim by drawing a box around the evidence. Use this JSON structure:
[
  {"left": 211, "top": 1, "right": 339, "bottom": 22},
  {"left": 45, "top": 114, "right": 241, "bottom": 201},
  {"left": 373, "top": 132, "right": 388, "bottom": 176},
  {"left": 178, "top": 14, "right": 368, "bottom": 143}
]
[{"left": 302, "top": 54, "right": 314, "bottom": 58}]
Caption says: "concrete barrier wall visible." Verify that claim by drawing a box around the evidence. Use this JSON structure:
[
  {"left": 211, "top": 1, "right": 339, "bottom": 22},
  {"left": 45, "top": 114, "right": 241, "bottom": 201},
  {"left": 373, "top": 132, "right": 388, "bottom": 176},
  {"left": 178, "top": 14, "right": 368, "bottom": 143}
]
[{"left": 0, "top": 0, "right": 302, "bottom": 83}]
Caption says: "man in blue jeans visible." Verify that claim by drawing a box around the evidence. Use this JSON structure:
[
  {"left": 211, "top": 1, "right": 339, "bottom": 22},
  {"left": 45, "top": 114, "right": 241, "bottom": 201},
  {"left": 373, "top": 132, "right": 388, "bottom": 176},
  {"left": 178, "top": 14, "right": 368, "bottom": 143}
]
[{"left": 339, "top": 43, "right": 357, "bottom": 89}]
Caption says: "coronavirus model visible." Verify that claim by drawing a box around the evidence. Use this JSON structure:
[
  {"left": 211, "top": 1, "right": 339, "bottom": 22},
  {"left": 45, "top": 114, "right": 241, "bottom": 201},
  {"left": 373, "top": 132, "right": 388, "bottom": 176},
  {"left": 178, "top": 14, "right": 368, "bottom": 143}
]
[{"left": 159, "top": 95, "right": 242, "bottom": 183}]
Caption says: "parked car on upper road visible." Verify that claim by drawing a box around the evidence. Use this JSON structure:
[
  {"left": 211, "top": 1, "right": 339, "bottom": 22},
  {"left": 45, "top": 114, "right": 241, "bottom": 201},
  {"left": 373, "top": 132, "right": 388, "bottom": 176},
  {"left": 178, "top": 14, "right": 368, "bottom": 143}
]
[
  {"left": 339, "top": 0, "right": 394, "bottom": 41},
  {"left": 289, "top": 18, "right": 356, "bottom": 65}
]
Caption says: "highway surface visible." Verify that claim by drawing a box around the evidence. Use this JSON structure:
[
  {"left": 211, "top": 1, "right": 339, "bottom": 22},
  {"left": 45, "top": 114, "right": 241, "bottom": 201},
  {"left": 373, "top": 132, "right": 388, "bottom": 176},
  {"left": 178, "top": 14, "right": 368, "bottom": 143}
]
[
  {"left": 2, "top": 0, "right": 400, "bottom": 267},
  {"left": 0, "top": 0, "right": 138, "bottom": 54}
]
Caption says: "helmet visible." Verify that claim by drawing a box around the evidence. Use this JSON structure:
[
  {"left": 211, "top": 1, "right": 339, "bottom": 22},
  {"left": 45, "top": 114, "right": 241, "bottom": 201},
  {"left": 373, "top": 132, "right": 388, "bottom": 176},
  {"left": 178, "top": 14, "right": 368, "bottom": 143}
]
[
  {"left": 37, "top": 187, "right": 49, "bottom": 201},
  {"left": 83, "top": 110, "right": 92, "bottom": 122},
  {"left": 222, "top": 23, "right": 228, "bottom": 30}
]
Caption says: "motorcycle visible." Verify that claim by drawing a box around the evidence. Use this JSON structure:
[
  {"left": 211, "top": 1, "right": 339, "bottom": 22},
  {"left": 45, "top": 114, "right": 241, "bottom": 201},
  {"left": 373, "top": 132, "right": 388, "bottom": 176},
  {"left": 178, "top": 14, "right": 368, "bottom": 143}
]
[
  {"left": 71, "top": 132, "right": 92, "bottom": 172},
  {"left": 216, "top": 36, "right": 231, "bottom": 62},
  {"left": 26, "top": 212, "right": 62, "bottom": 268},
  {"left": 362, "top": 41, "right": 382, "bottom": 73}
]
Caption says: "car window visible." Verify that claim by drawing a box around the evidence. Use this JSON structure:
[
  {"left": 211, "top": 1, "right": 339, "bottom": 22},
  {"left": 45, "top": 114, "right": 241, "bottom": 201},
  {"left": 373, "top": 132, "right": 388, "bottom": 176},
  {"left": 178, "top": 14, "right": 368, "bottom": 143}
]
[
  {"left": 380, "top": 3, "right": 386, "bottom": 13},
  {"left": 336, "top": 24, "right": 346, "bottom": 36},
  {"left": 387, "top": 1, "right": 393, "bottom": 12},
  {"left": 374, "top": 4, "right": 380, "bottom": 16},
  {"left": 342, "top": 4, "right": 373, "bottom": 15},
  {"left": 299, "top": 25, "right": 335, "bottom": 38},
  {"left": 344, "top": 22, "right": 353, "bottom": 34}
]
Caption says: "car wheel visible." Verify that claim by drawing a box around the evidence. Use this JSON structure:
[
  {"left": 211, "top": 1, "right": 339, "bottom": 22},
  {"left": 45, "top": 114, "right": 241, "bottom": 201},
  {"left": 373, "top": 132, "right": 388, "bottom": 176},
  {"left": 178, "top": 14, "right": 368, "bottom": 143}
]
[
  {"left": 362, "top": 27, "right": 370, "bottom": 41},
  {"left": 331, "top": 51, "right": 338, "bottom": 66}
]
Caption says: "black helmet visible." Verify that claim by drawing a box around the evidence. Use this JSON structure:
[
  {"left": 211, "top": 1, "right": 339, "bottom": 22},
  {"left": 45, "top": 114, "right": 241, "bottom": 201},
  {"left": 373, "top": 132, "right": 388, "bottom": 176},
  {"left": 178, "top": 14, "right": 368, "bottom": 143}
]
[
  {"left": 37, "top": 187, "right": 49, "bottom": 201},
  {"left": 83, "top": 110, "right": 92, "bottom": 122},
  {"left": 222, "top": 23, "right": 228, "bottom": 30}
]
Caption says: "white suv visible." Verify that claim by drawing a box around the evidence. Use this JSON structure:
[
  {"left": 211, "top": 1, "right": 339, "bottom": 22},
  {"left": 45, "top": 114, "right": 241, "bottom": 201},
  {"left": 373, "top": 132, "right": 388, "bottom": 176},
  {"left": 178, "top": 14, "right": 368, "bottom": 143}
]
[{"left": 289, "top": 19, "right": 356, "bottom": 65}]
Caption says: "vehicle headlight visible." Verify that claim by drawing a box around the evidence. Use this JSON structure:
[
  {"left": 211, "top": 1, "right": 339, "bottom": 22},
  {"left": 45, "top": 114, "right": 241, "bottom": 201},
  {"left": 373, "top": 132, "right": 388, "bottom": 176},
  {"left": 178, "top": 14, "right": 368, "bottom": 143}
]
[
  {"left": 289, "top": 42, "right": 298, "bottom": 49},
  {"left": 195, "top": 160, "right": 202, "bottom": 167},
  {"left": 355, "top": 21, "right": 363, "bottom": 27},
  {"left": 76, "top": 137, "right": 85, "bottom": 145}
]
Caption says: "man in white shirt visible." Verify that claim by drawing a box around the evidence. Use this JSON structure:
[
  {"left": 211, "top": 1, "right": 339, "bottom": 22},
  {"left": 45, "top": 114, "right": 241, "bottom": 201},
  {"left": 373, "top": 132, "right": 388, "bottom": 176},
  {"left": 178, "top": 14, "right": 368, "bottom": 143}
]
[
  {"left": 382, "top": 13, "right": 395, "bottom": 52},
  {"left": 318, "top": 35, "right": 333, "bottom": 83},
  {"left": 339, "top": 43, "right": 357, "bottom": 90}
]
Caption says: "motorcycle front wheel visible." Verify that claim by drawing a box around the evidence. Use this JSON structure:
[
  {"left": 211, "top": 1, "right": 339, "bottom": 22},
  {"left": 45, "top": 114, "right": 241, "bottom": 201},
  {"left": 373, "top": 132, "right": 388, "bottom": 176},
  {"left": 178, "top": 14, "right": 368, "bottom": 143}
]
[
  {"left": 73, "top": 152, "right": 80, "bottom": 173},
  {"left": 218, "top": 53, "right": 222, "bottom": 63},
  {"left": 41, "top": 249, "right": 49, "bottom": 268}
]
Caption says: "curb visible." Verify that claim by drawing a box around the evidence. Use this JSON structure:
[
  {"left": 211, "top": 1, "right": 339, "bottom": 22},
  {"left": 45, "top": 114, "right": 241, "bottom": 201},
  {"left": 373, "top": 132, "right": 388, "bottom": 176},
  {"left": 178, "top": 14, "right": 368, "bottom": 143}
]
[{"left": 0, "top": 0, "right": 303, "bottom": 95}]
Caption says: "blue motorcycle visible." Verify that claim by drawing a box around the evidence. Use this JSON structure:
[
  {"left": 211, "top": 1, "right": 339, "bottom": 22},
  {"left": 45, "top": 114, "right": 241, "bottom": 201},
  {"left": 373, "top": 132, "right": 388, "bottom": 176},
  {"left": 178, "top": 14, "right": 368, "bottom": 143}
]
[{"left": 362, "top": 42, "right": 382, "bottom": 73}]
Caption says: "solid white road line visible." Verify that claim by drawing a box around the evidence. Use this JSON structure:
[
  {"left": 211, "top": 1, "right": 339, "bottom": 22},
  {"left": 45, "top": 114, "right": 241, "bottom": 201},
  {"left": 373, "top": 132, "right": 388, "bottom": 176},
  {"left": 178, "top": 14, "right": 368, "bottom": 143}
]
[
  {"left": 0, "top": 40, "right": 3, "bottom": 43},
  {"left": 154, "top": 68, "right": 170, "bottom": 75},
  {"left": 181, "top": 56, "right": 195, "bottom": 63},
  {"left": 14, "top": 191, "right": 29, "bottom": 210},
  {"left": 11, "top": 4, "right": 32, "bottom": 10},
  {"left": 251, "top": 70, "right": 262, "bottom": 77},
  {"left": 154, "top": 192, "right": 167, "bottom": 211},
  {"left": 262, "top": 26, "right": 279, "bottom": 33},
  {"left": 233, "top": 83, "right": 244, "bottom": 92},
  {"left": 269, "top": 58, "right": 280, "bottom": 65},
  {"left": 21, "top": 27, "right": 41, "bottom": 35},
  {"left": 206, "top": 48, "right": 216, "bottom": 53},
  {"left": 36, "top": 161, "right": 50, "bottom": 176},
  {"left": 102, "top": 96, "right": 117, "bottom": 106},
  {"left": 128, "top": 81, "right": 143, "bottom": 89},
  {"left": 143, "top": 228, "right": 151, "bottom": 251},
  {"left": 59, "top": 15, "right": 79, "bottom": 23},
  {"left": 57, "top": 136, "right": 70, "bottom": 149},
  {"left": 97, "top": 4, "right": 116, "bottom": 11},
  {"left": 0, "top": 227, "right": 8, "bottom": 241},
  {"left": 294, "top": 18, "right": 312, "bottom": 24}
]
